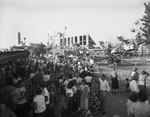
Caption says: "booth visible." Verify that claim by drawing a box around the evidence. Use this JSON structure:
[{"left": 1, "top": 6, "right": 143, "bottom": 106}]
[{"left": 0, "top": 50, "right": 30, "bottom": 63}]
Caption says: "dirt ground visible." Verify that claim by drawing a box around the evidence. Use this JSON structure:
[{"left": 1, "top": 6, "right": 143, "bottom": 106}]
[{"left": 92, "top": 59, "right": 150, "bottom": 117}]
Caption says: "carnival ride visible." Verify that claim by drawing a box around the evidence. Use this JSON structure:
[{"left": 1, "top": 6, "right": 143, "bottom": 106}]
[{"left": 96, "top": 36, "right": 146, "bottom": 66}]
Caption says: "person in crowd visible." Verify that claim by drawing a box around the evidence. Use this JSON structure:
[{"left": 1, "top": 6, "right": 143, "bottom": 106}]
[
  {"left": 75, "top": 72, "right": 82, "bottom": 111},
  {"left": 40, "top": 81, "right": 50, "bottom": 117},
  {"left": 79, "top": 67, "right": 88, "bottom": 79},
  {"left": 129, "top": 74, "right": 139, "bottom": 94},
  {"left": 138, "top": 70, "right": 149, "bottom": 92},
  {"left": 54, "top": 88, "right": 62, "bottom": 117},
  {"left": 90, "top": 79, "right": 101, "bottom": 115},
  {"left": 0, "top": 101, "right": 17, "bottom": 117},
  {"left": 125, "top": 78, "right": 130, "bottom": 92},
  {"left": 99, "top": 74, "right": 110, "bottom": 115},
  {"left": 5, "top": 68, "right": 14, "bottom": 85},
  {"left": 126, "top": 92, "right": 138, "bottom": 116},
  {"left": 12, "top": 80, "right": 28, "bottom": 117},
  {"left": 128, "top": 90, "right": 150, "bottom": 117},
  {"left": 80, "top": 79, "right": 90, "bottom": 114},
  {"left": 131, "top": 67, "right": 139, "bottom": 80},
  {"left": 33, "top": 86, "right": 46, "bottom": 117},
  {"left": 66, "top": 77, "right": 75, "bottom": 117},
  {"left": 60, "top": 95, "right": 67, "bottom": 117},
  {"left": 111, "top": 68, "right": 119, "bottom": 94},
  {"left": 85, "top": 72, "right": 92, "bottom": 87},
  {"left": 72, "top": 80, "right": 79, "bottom": 114}
]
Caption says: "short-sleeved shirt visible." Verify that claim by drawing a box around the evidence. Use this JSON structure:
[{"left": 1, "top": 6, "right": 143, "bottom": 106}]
[
  {"left": 12, "top": 87, "right": 27, "bottom": 104},
  {"left": 42, "top": 87, "right": 50, "bottom": 105},
  {"left": 33, "top": 95, "right": 46, "bottom": 113},
  {"left": 85, "top": 76, "right": 92, "bottom": 83},
  {"left": 129, "top": 80, "right": 139, "bottom": 93}
]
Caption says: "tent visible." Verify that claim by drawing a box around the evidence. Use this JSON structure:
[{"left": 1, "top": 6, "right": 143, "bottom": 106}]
[{"left": 0, "top": 50, "right": 29, "bottom": 63}]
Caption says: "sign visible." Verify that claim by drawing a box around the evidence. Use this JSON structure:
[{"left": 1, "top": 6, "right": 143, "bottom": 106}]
[{"left": 53, "top": 49, "right": 64, "bottom": 56}]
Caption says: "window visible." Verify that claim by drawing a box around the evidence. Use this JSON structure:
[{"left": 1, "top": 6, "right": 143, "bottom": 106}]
[
  {"left": 64, "top": 38, "right": 66, "bottom": 45},
  {"left": 80, "top": 36, "right": 82, "bottom": 45},
  {"left": 68, "top": 37, "right": 70, "bottom": 45},
  {"left": 83, "top": 35, "right": 86, "bottom": 45},
  {"left": 60, "top": 39, "right": 63, "bottom": 46},
  {"left": 75, "top": 36, "right": 77, "bottom": 43}
]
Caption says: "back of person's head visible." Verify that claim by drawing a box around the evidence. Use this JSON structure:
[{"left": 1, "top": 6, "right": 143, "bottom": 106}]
[
  {"left": 141, "top": 70, "right": 146, "bottom": 75},
  {"left": 68, "top": 74, "right": 72, "bottom": 79},
  {"left": 126, "top": 78, "right": 129, "bottom": 81},
  {"left": 101, "top": 74, "right": 105, "bottom": 78},
  {"left": 138, "top": 90, "right": 148, "bottom": 102},
  {"left": 40, "top": 80, "right": 47, "bottom": 88},
  {"left": 129, "top": 93, "right": 138, "bottom": 102},
  {"left": 133, "top": 67, "right": 137, "bottom": 71},
  {"left": 82, "top": 79, "right": 86, "bottom": 84},
  {"left": 16, "top": 79, "right": 24, "bottom": 88},
  {"left": 35, "top": 86, "right": 42, "bottom": 95},
  {"left": 87, "top": 72, "right": 91, "bottom": 76}
]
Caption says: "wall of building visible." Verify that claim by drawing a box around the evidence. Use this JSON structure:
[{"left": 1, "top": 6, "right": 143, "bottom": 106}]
[{"left": 62, "top": 34, "right": 90, "bottom": 48}]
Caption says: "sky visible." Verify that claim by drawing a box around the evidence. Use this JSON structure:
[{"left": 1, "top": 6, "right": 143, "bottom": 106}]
[{"left": 0, "top": 0, "right": 149, "bottom": 48}]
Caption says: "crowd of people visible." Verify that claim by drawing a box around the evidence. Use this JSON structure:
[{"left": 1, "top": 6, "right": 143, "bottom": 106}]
[
  {"left": 126, "top": 67, "right": 150, "bottom": 117},
  {"left": 0, "top": 56, "right": 111, "bottom": 117},
  {"left": 1, "top": 53, "right": 150, "bottom": 117}
]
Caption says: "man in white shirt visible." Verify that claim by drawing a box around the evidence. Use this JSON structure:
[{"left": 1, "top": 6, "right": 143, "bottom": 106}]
[
  {"left": 40, "top": 81, "right": 50, "bottom": 117},
  {"left": 33, "top": 87, "right": 46, "bottom": 116},
  {"left": 99, "top": 74, "right": 110, "bottom": 115},
  {"left": 130, "top": 74, "right": 139, "bottom": 93}
]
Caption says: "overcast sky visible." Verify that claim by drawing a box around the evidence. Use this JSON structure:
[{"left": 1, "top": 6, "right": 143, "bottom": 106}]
[{"left": 0, "top": 0, "right": 149, "bottom": 48}]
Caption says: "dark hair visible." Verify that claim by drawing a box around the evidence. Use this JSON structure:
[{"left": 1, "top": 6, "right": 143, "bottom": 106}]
[
  {"left": 68, "top": 74, "right": 72, "bottom": 79},
  {"left": 40, "top": 80, "right": 47, "bottom": 88},
  {"left": 141, "top": 70, "right": 147, "bottom": 75},
  {"left": 87, "top": 72, "right": 91, "bottom": 76},
  {"left": 101, "top": 74, "right": 105, "bottom": 78},
  {"left": 35, "top": 86, "right": 42, "bottom": 95},
  {"left": 129, "top": 93, "right": 138, "bottom": 102},
  {"left": 82, "top": 79, "right": 86, "bottom": 84},
  {"left": 126, "top": 78, "right": 129, "bottom": 81},
  {"left": 138, "top": 90, "right": 148, "bottom": 102}
]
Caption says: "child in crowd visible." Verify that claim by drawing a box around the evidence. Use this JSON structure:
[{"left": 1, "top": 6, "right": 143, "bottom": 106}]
[{"left": 125, "top": 78, "right": 130, "bottom": 92}]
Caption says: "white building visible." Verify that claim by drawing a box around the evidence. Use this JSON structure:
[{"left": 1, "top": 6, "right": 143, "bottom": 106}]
[{"left": 60, "top": 33, "right": 96, "bottom": 49}]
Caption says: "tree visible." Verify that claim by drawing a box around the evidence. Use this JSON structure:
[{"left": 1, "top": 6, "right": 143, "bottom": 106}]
[{"left": 139, "top": 2, "right": 150, "bottom": 45}]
